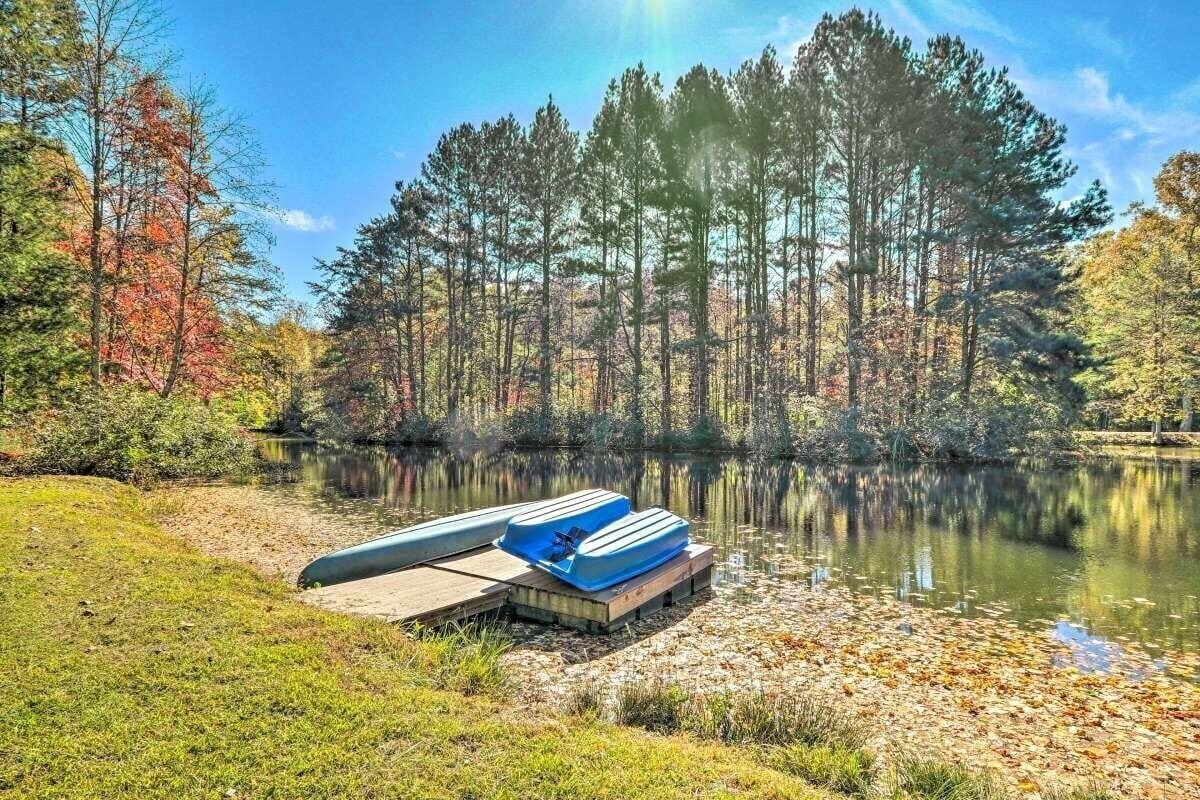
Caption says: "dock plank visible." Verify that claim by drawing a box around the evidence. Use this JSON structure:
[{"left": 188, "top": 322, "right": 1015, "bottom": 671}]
[
  {"left": 300, "top": 563, "right": 509, "bottom": 625},
  {"left": 300, "top": 543, "right": 715, "bottom": 633}
]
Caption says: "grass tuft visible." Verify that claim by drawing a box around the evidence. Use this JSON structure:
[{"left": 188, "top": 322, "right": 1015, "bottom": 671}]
[
  {"left": 770, "top": 743, "right": 876, "bottom": 798},
  {"left": 565, "top": 680, "right": 605, "bottom": 718},
  {"left": 410, "top": 621, "right": 511, "bottom": 695},
  {"left": 688, "top": 691, "right": 870, "bottom": 750},
  {"left": 892, "top": 755, "right": 1008, "bottom": 800},
  {"left": 1042, "top": 784, "right": 1118, "bottom": 800},
  {"left": 611, "top": 679, "right": 689, "bottom": 732}
]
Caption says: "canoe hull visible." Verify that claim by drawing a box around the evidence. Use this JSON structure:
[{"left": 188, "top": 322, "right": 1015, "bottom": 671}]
[{"left": 298, "top": 502, "right": 531, "bottom": 588}]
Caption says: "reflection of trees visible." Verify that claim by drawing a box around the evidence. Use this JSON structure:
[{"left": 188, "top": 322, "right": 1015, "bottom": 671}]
[
  {"left": 272, "top": 444, "right": 1200, "bottom": 565},
  {"left": 267, "top": 442, "right": 1200, "bottom": 650},
  {"left": 685, "top": 457, "right": 723, "bottom": 516}
]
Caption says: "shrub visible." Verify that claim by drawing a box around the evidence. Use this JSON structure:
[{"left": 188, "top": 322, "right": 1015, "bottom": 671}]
[
  {"left": 746, "top": 411, "right": 796, "bottom": 459},
  {"left": 390, "top": 414, "right": 444, "bottom": 445},
  {"left": 505, "top": 405, "right": 554, "bottom": 446},
  {"left": 682, "top": 415, "right": 727, "bottom": 452},
  {"left": 23, "top": 386, "right": 256, "bottom": 484}
]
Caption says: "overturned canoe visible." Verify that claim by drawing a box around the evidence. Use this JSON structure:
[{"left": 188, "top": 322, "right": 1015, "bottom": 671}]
[
  {"left": 496, "top": 494, "right": 689, "bottom": 591},
  {"left": 299, "top": 490, "right": 611, "bottom": 588}
]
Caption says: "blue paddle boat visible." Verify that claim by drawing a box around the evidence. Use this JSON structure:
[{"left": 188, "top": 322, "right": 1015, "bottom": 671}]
[
  {"left": 298, "top": 489, "right": 604, "bottom": 588},
  {"left": 495, "top": 496, "right": 690, "bottom": 592}
]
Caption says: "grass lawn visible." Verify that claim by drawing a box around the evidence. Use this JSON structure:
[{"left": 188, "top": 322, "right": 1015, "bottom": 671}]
[{"left": 0, "top": 477, "right": 829, "bottom": 800}]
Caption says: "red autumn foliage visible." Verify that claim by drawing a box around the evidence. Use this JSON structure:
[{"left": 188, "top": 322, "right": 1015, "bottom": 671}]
[{"left": 65, "top": 74, "right": 232, "bottom": 398}]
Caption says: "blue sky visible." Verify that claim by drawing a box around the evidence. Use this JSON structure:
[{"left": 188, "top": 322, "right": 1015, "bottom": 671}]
[{"left": 163, "top": 0, "right": 1200, "bottom": 303}]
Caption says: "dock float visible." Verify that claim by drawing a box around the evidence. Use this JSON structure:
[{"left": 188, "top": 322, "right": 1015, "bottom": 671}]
[{"left": 301, "top": 543, "right": 714, "bottom": 633}]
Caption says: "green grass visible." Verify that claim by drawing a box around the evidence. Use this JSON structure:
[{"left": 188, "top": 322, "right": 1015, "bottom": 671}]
[
  {"left": 687, "top": 691, "right": 870, "bottom": 751},
  {"left": 611, "top": 679, "right": 690, "bottom": 732},
  {"left": 597, "top": 681, "right": 870, "bottom": 752},
  {"left": 769, "top": 744, "right": 876, "bottom": 799},
  {"left": 563, "top": 682, "right": 1124, "bottom": 800},
  {"left": 582, "top": 681, "right": 877, "bottom": 799},
  {"left": 0, "top": 477, "right": 831, "bottom": 800},
  {"left": 409, "top": 621, "right": 512, "bottom": 695},
  {"left": 890, "top": 756, "right": 1008, "bottom": 800},
  {"left": 1040, "top": 785, "right": 1119, "bottom": 800}
]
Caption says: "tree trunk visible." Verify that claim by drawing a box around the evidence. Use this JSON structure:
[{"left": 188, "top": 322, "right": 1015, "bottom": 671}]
[
  {"left": 539, "top": 214, "right": 552, "bottom": 416},
  {"left": 89, "top": 71, "right": 103, "bottom": 388}
]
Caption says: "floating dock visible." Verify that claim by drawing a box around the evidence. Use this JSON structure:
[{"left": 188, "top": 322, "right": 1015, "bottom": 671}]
[{"left": 301, "top": 543, "right": 714, "bottom": 634}]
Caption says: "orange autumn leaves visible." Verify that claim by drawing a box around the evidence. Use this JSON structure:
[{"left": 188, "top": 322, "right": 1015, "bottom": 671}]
[{"left": 65, "top": 75, "right": 228, "bottom": 397}]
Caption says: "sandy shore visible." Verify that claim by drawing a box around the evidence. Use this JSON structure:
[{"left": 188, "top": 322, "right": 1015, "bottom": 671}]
[{"left": 156, "top": 484, "right": 1200, "bottom": 799}]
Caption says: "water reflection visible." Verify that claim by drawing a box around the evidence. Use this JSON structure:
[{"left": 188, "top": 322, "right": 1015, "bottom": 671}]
[{"left": 258, "top": 441, "right": 1200, "bottom": 656}]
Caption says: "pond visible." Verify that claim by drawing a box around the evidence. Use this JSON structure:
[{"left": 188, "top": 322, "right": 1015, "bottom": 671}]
[{"left": 258, "top": 441, "right": 1200, "bottom": 662}]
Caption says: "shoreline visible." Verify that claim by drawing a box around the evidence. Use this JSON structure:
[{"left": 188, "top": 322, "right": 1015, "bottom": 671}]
[
  {"left": 257, "top": 431, "right": 1200, "bottom": 468},
  {"left": 156, "top": 483, "right": 1200, "bottom": 799}
]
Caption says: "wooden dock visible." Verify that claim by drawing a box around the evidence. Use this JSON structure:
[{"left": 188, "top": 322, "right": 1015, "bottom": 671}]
[{"left": 301, "top": 543, "right": 714, "bottom": 633}]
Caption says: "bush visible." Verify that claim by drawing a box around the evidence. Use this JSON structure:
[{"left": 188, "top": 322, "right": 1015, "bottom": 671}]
[
  {"left": 390, "top": 414, "right": 445, "bottom": 445},
  {"left": 682, "top": 415, "right": 727, "bottom": 452},
  {"left": 23, "top": 387, "right": 256, "bottom": 484},
  {"left": 505, "top": 405, "right": 554, "bottom": 446},
  {"left": 745, "top": 411, "right": 796, "bottom": 459}
]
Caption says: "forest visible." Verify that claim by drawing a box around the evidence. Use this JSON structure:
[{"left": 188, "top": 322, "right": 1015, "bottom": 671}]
[{"left": 2, "top": 0, "right": 1198, "bottom": 471}]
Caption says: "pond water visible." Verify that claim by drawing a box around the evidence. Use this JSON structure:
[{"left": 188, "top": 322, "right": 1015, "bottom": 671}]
[{"left": 258, "top": 441, "right": 1200, "bottom": 665}]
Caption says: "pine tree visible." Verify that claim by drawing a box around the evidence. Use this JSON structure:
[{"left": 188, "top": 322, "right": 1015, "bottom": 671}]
[{"left": 521, "top": 98, "right": 578, "bottom": 423}]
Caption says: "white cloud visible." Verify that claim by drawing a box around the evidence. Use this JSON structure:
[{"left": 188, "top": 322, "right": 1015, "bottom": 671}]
[
  {"left": 1076, "top": 19, "right": 1129, "bottom": 62},
  {"left": 923, "top": 0, "right": 1018, "bottom": 44},
  {"left": 1014, "top": 66, "right": 1200, "bottom": 142},
  {"left": 277, "top": 208, "right": 335, "bottom": 233},
  {"left": 883, "top": 0, "right": 1017, "bottom": 46},
  {"left": 1011, "top": 64, "right": 1200, "bottom": 213},
  {"left": 885, "top": 0, "right": 932, "bottom": 43},
  {"left": 1070, "top": 67, "right": 1200, "bottom": 143},
  {"left": 1171, "top": 77, "right": 1200, "bottom": 108},
  {"left": 724, "top": 13, "right": 816, "bottom": 68}
]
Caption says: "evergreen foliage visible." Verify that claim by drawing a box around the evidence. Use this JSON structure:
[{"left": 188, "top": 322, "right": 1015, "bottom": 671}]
[{"left": 314, "top": 11, "right": 1108, "bottom": 460}]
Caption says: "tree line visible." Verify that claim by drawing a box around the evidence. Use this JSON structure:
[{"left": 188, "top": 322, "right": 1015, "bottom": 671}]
[
  {"left": 1076, "top": 152, "right": 1200, "bottom": 442},
  {"left": 13, "top": 1, "right": 1194, "bottom": 460},
  {"left": 314, "top": 9, "right": 1108, "bottom": 458}
]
